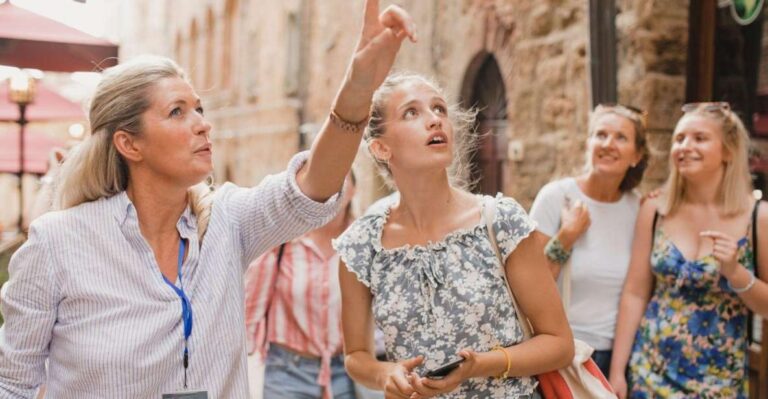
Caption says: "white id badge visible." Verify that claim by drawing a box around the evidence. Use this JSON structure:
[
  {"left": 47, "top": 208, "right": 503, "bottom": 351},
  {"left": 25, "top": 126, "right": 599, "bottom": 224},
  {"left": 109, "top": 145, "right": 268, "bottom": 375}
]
[{"left": 162, "top": 391, "right": 208, "bottom": 399}]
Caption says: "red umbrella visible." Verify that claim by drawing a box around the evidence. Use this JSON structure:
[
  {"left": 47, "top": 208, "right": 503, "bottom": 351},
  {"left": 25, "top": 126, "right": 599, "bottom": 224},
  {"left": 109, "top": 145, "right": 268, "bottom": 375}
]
[
  {"left": 0, "top": 81, "right": 84, "bottom": 121},
  {"left": 0, "top": 129, "right": 65, "bottom": 174},
  {"left": 0, "top": 1, "right": 118, "bottom": 72}
]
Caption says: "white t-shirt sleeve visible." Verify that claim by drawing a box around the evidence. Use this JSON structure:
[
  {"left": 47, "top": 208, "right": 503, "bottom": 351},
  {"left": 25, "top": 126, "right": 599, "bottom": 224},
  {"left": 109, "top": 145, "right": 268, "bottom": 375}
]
[{"left": 529, "top": 180, "right": 567, "bottom": 237}]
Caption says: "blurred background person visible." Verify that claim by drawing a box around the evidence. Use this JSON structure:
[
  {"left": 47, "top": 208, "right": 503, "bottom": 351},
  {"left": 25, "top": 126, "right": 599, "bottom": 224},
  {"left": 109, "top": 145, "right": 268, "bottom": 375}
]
[{"left": 244, "top": 173, "right": 358, "bottom": 399}]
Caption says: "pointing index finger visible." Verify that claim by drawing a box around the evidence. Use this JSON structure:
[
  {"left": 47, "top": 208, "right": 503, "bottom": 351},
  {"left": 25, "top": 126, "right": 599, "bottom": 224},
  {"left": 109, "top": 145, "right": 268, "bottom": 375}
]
[
  {"left": 363, "top": 0, "right": 380, "bottom": 27},
  {"left": 700, "top": 230, "right": 733, "bottom": 241}
]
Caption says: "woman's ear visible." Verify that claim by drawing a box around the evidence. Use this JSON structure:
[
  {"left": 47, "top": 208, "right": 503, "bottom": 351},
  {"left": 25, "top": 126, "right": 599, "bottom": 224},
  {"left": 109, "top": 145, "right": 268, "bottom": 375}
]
[
  {"left": 113, "top": 130, "right": 143, "bottom": 163},
  {"left": 369, "top": 139, "right": 391, "bottom": 163},
  {"left": 632, "top": 151, "right": 643, "bottom": 168},
  {"left": 722, "top": 143, "right": 733, "bottom": 163}
]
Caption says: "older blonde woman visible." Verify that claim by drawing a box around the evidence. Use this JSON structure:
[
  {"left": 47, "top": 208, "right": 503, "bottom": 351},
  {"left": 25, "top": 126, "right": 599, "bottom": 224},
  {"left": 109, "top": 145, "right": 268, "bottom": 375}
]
[{"left": 0, "top": 1, "right": 416, "bottom": 397}]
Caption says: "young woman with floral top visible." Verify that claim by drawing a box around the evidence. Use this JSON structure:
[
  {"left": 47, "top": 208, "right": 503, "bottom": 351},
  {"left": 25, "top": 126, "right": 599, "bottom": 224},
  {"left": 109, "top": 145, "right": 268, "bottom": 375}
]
[{"left": 333, "top": 73, "right": 574, "bottom": 399}]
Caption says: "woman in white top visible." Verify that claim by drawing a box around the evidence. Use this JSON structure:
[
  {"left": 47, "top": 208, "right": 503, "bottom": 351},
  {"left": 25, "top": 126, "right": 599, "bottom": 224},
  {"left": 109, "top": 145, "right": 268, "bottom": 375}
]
[
  {"left": 529, "top": 104, "right": 650, "bottom": 376},
  {"left": 0, "top": 1, "right": 416, "bottom": 397}
]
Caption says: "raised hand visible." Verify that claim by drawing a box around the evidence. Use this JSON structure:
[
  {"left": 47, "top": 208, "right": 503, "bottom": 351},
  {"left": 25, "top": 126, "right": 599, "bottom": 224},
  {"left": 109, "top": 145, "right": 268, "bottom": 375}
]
[
  {"left": 352, "top": 1, "right": 416, "bottom": 88},
  {"left": 335, "top": 0, "right": 417, "bottom": 122},
  {"left": 299, "top": 1, "right": 416, "bottom": 202}
]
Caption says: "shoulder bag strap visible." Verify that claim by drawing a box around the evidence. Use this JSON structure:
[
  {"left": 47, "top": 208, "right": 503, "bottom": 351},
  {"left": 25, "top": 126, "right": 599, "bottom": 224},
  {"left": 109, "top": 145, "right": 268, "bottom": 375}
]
[
  {"left": 276, "top": 242, "right": 287, "bottom": 269},
  {"left": 483, "top": 197, "right": 534, "bottom": 340},
  {"left": 752, "top": 201, "right": 760, "bottom": 278},
  {"left": 559, "top": 188, "right": 572, "bottom": 309},
  {"left": 748, "top": 201, "right": 761, "bottom": 344}
]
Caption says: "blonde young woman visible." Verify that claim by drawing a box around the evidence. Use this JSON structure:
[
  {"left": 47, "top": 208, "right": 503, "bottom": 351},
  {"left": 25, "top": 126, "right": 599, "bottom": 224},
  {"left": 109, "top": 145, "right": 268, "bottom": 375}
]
[
  {"left": 0, "top": 2, "right": 416, "bottom": 397},
  {"left": 610, "top": 103, "right": 768, "bottom": 398},
  {"left": 529, "top": 104, "right": 649, "bottom": 376},
  {"left": 333, "top": 73, "right": 573, "bottom": 399}
]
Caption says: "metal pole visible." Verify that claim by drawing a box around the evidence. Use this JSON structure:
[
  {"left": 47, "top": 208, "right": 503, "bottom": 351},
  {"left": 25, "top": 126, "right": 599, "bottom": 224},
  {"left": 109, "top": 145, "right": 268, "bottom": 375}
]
[{"left": 17, "top": 103, "right": 27, "bottom": 233}]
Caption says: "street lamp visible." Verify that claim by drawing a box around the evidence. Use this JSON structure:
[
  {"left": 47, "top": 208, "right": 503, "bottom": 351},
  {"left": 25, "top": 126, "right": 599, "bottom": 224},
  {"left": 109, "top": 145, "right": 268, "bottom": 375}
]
[{"left": 7, "top": 72, "right": 36, "bottom": 233}]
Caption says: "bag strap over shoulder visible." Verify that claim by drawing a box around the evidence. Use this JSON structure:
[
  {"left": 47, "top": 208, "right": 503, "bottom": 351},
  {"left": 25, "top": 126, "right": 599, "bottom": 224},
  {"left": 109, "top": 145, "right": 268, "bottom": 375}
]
[
  {"left": 276, "top": 243, "right": 287, "bottom": 269},
  {"left": 483, "top": 197, "right": 533, "bottom": 340},
  {"left": 752, "top": 200, "right": 760, "bottom": 278}
]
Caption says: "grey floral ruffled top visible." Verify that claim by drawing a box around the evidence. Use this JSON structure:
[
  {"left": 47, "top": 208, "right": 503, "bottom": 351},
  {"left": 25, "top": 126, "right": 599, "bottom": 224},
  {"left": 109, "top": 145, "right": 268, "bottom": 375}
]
[{"left": 333, "top": 194, "right": 539, "bottom": 398}]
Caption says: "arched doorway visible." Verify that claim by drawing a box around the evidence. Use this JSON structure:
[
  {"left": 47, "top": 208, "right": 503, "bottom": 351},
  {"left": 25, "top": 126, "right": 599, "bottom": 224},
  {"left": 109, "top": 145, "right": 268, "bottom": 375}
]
[{"left": 461, "top": 53, "right": 509, "bottom": 195}]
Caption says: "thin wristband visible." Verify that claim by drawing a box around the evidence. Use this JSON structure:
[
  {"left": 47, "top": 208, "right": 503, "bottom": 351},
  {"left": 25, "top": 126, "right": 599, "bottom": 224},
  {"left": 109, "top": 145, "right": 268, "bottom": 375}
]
[
  {"left": 728, "top": 272, "right": 757, "bottom": 294},
  {"left": 492, "top": 347, "right": 511, "bottom": 379}
]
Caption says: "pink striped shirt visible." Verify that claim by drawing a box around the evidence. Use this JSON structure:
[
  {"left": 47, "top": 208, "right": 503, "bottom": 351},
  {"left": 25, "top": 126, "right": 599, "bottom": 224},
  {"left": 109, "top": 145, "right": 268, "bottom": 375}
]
[{"left": 244, "top": 236, "right": 343, "bottom": 395}]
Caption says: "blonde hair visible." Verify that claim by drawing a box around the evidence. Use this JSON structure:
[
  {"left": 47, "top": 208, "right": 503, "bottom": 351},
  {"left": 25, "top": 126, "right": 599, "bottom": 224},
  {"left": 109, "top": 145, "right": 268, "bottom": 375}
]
[
  {"left": 364, "top": 72, "right": 478, "bottom": 190},
  {"left": 53, "top": 55, "right": 213, "bottom": 239},
  {"left": 586, "top": 104, "right": 650, "bottom": 192},
  {"left": 660, "top": 104, "right": 753, "bottom": 216}
]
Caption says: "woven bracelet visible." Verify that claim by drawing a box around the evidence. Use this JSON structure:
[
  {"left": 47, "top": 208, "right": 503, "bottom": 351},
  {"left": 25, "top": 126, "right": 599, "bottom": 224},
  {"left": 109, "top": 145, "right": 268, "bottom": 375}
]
[{"left": 544, "top": 237, "right": 571, "bottom": 264}]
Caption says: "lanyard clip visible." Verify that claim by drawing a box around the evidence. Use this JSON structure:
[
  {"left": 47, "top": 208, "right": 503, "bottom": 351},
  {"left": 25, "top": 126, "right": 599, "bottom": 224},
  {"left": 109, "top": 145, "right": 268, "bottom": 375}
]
[{"left": 183, "top": 346, "right": 189, "bottom": 389}]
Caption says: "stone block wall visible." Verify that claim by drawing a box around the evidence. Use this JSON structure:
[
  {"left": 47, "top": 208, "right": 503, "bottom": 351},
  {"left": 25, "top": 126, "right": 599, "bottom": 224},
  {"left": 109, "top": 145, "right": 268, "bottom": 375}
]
[{"left": 616, "top": 0, "right": 689, "bottom": 191}]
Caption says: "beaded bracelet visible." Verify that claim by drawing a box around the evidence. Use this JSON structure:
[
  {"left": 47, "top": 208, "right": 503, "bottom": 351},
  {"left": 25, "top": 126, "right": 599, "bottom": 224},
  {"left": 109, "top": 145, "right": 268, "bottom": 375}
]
[
  {"left": 492, "top": 346, "right": 511, "bottom": 379},
  {"left": 728, "top": 272, "right": 756, "bottom": 294},
  {"left": 544, "top": 236, "right": 571, "bottom": 264},
  {"left": 329, "top": 109, "right": 369, "bottom": 133}
]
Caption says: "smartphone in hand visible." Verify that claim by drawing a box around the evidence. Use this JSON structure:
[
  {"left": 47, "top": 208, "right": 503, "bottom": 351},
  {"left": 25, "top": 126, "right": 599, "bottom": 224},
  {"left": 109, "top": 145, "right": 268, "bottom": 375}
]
[{"left": 422, "top": 356, "right": 465, "bottom": 380}]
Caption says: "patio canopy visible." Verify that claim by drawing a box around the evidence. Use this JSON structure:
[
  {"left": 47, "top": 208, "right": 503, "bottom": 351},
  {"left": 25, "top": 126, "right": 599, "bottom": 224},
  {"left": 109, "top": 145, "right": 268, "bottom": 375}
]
[
  {"left": 0, "top": 130, "right": 65, "bottom": 174},
  {"left": 0, "top": 81, "right": 85, "bottom": 122},
  {"left": 0, "top": 1, "right": 118, "bottom": 72}
]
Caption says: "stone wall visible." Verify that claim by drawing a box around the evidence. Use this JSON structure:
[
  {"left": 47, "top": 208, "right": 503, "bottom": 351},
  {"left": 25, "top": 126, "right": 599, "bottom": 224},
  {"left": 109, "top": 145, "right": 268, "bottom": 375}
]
[{"left": 616, "top": 0, "right": 689, "bottom": 192}]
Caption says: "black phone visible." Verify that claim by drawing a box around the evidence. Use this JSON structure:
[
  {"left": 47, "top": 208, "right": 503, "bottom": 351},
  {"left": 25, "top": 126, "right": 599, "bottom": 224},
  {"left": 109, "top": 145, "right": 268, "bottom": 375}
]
[{"left": 423, "top": 356, "right": 465, "bottom": 379}]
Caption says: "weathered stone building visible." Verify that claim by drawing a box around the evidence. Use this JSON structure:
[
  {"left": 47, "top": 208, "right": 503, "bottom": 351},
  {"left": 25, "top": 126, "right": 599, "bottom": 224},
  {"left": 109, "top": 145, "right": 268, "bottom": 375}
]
[{"left": 115, "top": 0, "right": 768, "bottom": 209}]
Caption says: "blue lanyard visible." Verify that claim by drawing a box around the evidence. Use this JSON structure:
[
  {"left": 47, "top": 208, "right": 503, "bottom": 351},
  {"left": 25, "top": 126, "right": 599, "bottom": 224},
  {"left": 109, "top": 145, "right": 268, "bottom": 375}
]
[{"left": 162, "top": 238, "right": 193, "bottom": 388}]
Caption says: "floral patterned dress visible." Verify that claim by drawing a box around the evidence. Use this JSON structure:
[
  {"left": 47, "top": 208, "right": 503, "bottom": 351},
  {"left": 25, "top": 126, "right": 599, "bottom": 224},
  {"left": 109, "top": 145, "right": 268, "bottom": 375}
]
[
  {"left": 333, "top": 195, "right": 540, "bottom": 398},
  {"left": 629, "top": 217, "right": 754, "bottom": 398}
]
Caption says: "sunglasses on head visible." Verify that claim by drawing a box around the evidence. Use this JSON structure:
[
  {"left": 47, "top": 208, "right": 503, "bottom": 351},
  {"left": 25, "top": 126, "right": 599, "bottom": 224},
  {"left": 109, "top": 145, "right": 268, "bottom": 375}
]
[
  {"left": 597, "top": 103, "right": 648, "bottom": 126},
  {"left": 681, "top": 101, "right": 731, "bottom": 114}
]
